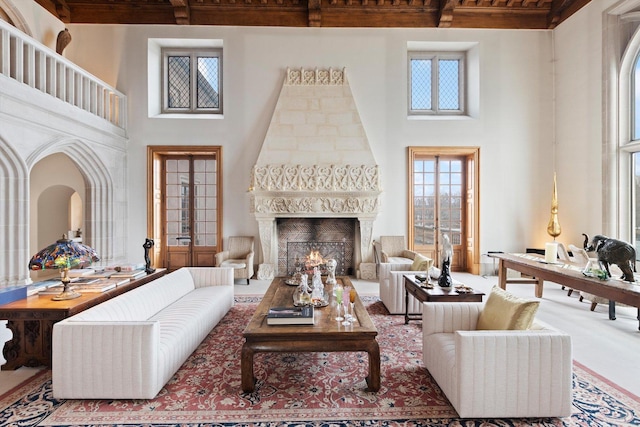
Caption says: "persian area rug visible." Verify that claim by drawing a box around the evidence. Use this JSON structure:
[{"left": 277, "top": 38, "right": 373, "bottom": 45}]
[{"left": 1, "top": 297, "right": 639, "bottom": 427}]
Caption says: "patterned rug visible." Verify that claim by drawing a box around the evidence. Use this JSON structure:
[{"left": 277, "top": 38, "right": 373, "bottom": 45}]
[{"left": 1, "top": 297, "right": 639, "bottom": 427}]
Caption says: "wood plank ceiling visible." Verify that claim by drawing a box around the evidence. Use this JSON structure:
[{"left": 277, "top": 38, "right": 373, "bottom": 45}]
[{"left": 34, "top": 0, "right": 591, "bottom": 30}]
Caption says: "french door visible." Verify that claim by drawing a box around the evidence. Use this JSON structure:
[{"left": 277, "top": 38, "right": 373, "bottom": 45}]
[
  {"left": 408, "top": 147, "right": 479, "bottom": 273},
  {"left": 147, "top": 146, "right": 223, "bottom": 271}
]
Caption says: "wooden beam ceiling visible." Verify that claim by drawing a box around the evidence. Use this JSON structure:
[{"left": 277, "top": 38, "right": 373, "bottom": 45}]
[{"left": 33, "top": 0, "right": 592, "bottom": 29}]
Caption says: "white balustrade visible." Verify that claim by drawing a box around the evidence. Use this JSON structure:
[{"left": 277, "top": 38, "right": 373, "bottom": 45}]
[{"left": 0, "top": 21, "right": 126, "bottom": 130}]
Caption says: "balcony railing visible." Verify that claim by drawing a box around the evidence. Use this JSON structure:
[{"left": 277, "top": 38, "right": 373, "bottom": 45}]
[{"left": 0, "top": 20, "right": 126, "bottom": 130}]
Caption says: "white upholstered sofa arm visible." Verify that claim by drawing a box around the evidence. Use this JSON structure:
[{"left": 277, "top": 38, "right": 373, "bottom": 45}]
[
  {"left": 187, "top": 267, "right": 234, "bottom": 288},
  {"left": 423, "top": 302, "right": 483, "bottom": 335},
  {"left": 454, "top": 329, "right": 573, "bottom": 418},
  {"left": 52, "top": 321, "right": 160, "bottom": 399}
]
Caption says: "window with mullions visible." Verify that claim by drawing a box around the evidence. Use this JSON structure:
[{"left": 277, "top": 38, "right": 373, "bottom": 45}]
[
  {"left": 409, "top": 52, "right": 465, "bottom": 115},
  {"left": 162, "top": 49, "right": 222, "bottom": 114}
]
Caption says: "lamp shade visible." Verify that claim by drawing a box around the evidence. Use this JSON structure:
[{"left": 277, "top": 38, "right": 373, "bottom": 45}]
[{"left": 29, "top": 236, "right": 100, "bottom": 271}]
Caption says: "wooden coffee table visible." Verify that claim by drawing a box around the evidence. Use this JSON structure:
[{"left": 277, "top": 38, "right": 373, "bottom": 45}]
[
  {"left": 403, "top": 274, "right": 485, "bottom": 324},
  {"left": 241, "top": 276, "right": 380, "bottom": 392}
]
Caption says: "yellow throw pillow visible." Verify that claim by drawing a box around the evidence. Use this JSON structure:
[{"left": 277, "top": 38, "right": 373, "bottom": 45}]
[
  {"left": 476, "top": 286, "right": 540, "bottom": 330},
  {"left": 410, "top": 253, "right": 433, "bottom": 271}
]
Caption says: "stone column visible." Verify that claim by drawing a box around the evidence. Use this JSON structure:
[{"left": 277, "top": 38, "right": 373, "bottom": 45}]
[{"left": 257, "top": 218, "right": 276, "bottom": 280}]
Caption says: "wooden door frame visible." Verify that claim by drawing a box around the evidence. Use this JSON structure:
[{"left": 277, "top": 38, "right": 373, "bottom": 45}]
[
  {"left": 407, "top": 146, "right": 480, "bottom": 274},
  {"left": 147, "top": 145, "right": 223, "bottom": 269}
]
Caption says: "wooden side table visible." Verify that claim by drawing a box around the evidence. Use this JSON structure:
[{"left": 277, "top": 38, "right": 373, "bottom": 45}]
[{"left": 403, "top": 274, "right": 484, "bottom": 324}]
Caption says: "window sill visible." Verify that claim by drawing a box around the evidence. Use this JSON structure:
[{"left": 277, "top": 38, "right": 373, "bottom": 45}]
[
  {"left": 151, "top": 113, "right": 224, "bottom": 120},
  {"left": 408, "top": 115, "right": 474, "bottom": 121}
]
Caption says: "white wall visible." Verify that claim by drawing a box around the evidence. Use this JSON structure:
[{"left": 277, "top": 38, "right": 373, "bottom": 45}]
[{"left": 59, "top": 24, "right": 558, "bottom": 268}]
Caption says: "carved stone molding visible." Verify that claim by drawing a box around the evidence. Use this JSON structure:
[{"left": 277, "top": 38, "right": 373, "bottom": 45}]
[
  {"left": 286, "top": 67, "right": 345, "bottom": 86},
  {"left": 250, "top": 164, "right": 380, "bottom": 192},
  {"left": 251, "top": 195, "right": 380, "bottom": 216}
]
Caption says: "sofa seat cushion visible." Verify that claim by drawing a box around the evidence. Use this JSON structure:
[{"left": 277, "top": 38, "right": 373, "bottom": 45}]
[
  {"left": 220, "top": 259, "right": 247, "bottom": 269},
  {"left": 476, "top": 286, "right": 539, "bottom": 330},
  {"left": 151, "top": 285, "right": 234, "bottom": 383}
]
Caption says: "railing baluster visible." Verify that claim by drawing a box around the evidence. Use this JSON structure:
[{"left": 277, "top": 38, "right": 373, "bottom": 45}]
[{"left": 0, "top": 28, "right": 8, "bottom": 76}]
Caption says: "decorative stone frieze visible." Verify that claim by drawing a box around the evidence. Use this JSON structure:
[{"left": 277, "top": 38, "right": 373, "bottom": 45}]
[
  {"left": 286, "top": 67, "right": 345, "bottom": 86},
  {"left": 251, "top": 195, "right": 379, "bottom": 216},
  {"left": 250, "top": 164, "right": 380, "bottom": 192}
]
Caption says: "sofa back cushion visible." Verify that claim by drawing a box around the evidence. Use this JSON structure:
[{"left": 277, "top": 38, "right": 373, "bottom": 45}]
[
  {"left": 476, "top": 286, "right": 539, "bottom": 330},
  {"left": 69, "top": 268, "right": 196, "bottom": 322}
]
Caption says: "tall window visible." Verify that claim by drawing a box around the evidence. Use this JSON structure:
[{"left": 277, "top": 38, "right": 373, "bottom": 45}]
[
  {"left": 632, "top": 55, "right": 640, "bottom": 256},
  {"left": 409, "top": 52, "right": 465, "bottom": 115},
  {"left": 162, "top": 49, "right": 222, "bottom": 114}
]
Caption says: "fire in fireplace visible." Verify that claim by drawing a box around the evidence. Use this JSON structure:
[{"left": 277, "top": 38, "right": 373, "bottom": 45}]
[
  {"left": 278, "top": 218, "right": 354, "bottom": 277},
  {"left": 287, "top": 241, "right": 347, "bottom": 276}
]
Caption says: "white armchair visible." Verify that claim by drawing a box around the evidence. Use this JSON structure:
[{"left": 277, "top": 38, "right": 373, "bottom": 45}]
[
  {"left": 376, "top": 235, "right": 418, "bottom": 268},
  {"left": 422, "top": 302, "right": 573, "bottom": 418},
  {"left": 215, "top": 236, "right": 254, "bottom": 285},
  {"left": 378, "top": 260, "right": 441, "bottom": 314}
]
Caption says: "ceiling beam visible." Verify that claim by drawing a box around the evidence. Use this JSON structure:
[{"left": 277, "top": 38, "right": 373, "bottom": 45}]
[
  {"left": 438, "top": 0, "right": 457, "bottom": 28},
  {"left": 169, "top": 0, "right": 191, "bottom": 25},
  {"left": 308, "top": 0, "right": 322, "bottom": 26}
]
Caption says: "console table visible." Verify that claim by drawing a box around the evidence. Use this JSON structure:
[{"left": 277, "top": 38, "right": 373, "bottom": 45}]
[
  {"left": 490, "top": 253, "right": 640, "bottom": 329},
  {"left": 0, "top": 268, "right": 166, "bottom": 370}
]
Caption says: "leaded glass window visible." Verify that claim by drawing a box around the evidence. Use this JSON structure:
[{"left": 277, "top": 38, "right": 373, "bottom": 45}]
[
  {"left": 163, "top": 49, "right": 222, "bottom": 114},
  {"left": 409, "top": 52, "right": 465, "bottom": 115}
]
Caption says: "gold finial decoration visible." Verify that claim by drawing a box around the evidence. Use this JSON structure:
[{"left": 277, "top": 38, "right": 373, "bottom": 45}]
[{"left": 547, "top": 172, "right": 561, "bottom": 239}]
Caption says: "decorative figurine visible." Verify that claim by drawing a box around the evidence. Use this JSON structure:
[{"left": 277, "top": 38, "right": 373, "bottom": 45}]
[
  {"left": 325, "top": 258, "right": 337, "bottom": 286},
  {"left": 583, "top": 233, "right": 636, "bottom": 282},
  {"left": 143, "top": 238, "right": 156, "bottom": 274},
  {"left": 438, "top": 258, "right": 453, "bottom": 289},
  {"left": 438, "top": 233, "right": 453, "bottom": 289}
]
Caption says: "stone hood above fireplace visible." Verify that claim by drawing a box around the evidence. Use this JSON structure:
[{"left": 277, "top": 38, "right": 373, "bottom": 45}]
[{"left": 249, "top": 68, "right": 381, "bottom": 279}]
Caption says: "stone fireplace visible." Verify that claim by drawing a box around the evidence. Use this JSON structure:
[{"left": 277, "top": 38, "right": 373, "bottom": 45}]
[{"left": 249, "top": 68, "right": 381, "bottom": 280}]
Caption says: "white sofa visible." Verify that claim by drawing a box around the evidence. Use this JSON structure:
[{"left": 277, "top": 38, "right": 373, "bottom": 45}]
[
  {"left": 422, "top": 302, "right": 573, "bottom": 419},
  {"left": 52, "top": 267, "right": 234, "bottom": 399}
]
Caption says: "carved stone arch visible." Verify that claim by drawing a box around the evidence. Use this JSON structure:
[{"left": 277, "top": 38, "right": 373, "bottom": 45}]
[
  {"left": 0, "top": 136, "right": 30, "bottom": 286},
  {"left": 0, "top": 0, "right": 32, "bottom": 36},
  {"left": 27, "top": 138, "right": 116, "bottom": 264}
]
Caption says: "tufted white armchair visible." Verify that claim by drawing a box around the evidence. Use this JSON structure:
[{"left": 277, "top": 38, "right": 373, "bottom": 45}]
[
  {"left": 215, "top": 236, "right": 254, "bottom": 285},
  {"left": 422, "top": 302, "right": 573, "bottom": 418}
]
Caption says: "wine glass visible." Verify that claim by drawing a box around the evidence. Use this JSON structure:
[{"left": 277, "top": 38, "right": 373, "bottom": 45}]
[
  {"left": 335, "top": 285, "right": 344, "bottom": 321},
  {"left": 341, "top": 287, "right": 351, "bottom": 326},
  {"left": 349, "top": 286, "right": 357, "bottom": 322}
]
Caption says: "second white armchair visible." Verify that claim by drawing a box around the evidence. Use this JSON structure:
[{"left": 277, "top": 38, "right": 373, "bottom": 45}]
[{"left": 215, "top": 236, "right": 254, "bottom": 285}]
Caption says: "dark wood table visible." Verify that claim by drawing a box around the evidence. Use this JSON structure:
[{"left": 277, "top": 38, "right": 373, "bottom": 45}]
[
  {"left": 0, "top": 268, "right": 167, "bottom": 370},
  {"left": 490, "top": 252, "right": 640, "bottom": 329},
  {"left": 403, "top": 274, "right": 485, "bottom": 324},
  {"left": 241, "top": 276, "right": 380, "bottom": 393}
]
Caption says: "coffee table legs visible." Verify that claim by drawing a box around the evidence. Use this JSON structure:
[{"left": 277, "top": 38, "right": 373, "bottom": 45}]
[
  {"left": 241, "top": 344, "right": 256, "bottom": 392},
  {"left": 241, "top": 340, "right": 381, "bottom": 393},
  {"left": 364, "top": 340, "right": 381, "bottom": 392}
]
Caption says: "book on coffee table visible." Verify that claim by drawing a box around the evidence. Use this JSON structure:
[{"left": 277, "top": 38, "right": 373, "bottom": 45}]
[{"left": 267, "top": 306, "right": 314, "bottom": 325}]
